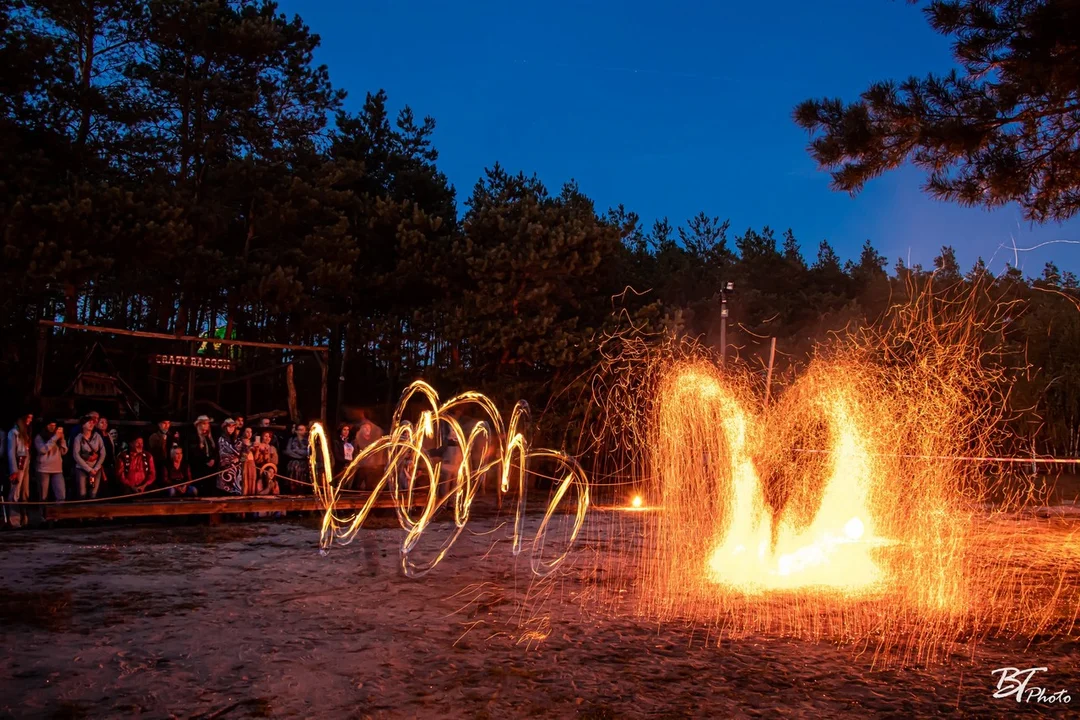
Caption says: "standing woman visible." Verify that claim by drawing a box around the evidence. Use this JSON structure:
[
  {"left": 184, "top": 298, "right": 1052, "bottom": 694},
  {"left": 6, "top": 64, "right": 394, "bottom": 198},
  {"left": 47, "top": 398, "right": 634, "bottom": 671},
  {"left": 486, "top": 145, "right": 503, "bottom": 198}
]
[
  {"left": 4, "top": 412, "right": 33, "bottom": 529},
  {"left": 215, "top": 418, "right": 247, "bottom": 496},
  {"left": 72, "top": 415, "right": 105, "bottom": 499},
  {"left": 283, "top": 423, "right": 312, "bottom": 495},
  {"left": 34, "top": 420, "right": 68, "bottom": 503},
  {"left": 240, "top": 426, "right": 257, "bottom": 495}
]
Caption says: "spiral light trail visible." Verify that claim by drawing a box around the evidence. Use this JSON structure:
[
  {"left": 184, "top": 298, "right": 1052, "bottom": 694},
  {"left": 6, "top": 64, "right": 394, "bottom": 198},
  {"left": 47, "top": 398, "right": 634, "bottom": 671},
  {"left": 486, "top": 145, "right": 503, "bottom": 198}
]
[{"left": 310, "top": 381, "right": 590, "bottom": 577}]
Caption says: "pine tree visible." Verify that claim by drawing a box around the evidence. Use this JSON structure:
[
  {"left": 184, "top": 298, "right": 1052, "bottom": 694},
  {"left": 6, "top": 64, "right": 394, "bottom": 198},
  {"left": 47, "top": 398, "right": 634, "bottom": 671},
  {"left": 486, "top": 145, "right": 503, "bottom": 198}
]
[{"left": 795, "top": 0, "right": 1080, "bottom": 222}]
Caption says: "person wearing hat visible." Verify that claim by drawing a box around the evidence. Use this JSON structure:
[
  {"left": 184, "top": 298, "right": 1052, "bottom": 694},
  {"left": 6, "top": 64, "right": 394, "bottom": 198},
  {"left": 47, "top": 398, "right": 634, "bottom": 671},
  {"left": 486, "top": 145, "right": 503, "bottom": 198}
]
[
  {"left": 215, "top": 418, "right": 248, "bottom": 495},
  {"left": 148, "top": 416, "right": 175, "bottom": 479},
  {"left": 187, "top": 415, "right": 217, "bottom": 494}
]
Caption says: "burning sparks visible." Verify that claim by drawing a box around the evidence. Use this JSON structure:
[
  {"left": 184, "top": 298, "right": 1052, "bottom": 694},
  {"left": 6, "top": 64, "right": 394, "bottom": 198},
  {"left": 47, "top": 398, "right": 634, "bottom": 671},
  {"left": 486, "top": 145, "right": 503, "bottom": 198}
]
[
  {"left": 305, "top": 286, "right": 1080, "bottom": 664},
  {"left": 310, "top": 381, "right": 589, "bottom": 577},
  {"left": 653, "top": 362, "right": 888, "bottom": 596},
  {"left": 581, "top": 284, "right": 1080, "bottom": 663}
]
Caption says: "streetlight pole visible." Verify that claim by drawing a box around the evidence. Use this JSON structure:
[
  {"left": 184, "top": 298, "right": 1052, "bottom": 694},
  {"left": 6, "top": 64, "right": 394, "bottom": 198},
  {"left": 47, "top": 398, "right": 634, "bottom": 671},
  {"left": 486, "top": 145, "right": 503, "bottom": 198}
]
[{"left": 720, "top": 281, "right": 733, "bottom": 365}]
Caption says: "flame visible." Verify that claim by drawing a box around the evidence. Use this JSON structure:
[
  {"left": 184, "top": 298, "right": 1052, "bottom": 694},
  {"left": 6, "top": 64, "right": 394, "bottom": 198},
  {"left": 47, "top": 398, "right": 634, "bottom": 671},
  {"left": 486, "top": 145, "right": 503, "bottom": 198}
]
[{"left": 646, "top": 357, "right": 964, "bottom": 612}]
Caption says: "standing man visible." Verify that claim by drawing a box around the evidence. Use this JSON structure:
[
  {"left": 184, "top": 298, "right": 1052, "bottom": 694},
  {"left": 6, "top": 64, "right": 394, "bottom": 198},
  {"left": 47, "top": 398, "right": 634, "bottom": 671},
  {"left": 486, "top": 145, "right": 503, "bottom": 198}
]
[
  {"left": 352, "top": 413, "right": 385, "bottom": 491},
  {"left": 148, "top": 417, "right": 179, "bottom": 483},
  {"left": 188, "top": 415, "right": 217, "bottom": 494}
]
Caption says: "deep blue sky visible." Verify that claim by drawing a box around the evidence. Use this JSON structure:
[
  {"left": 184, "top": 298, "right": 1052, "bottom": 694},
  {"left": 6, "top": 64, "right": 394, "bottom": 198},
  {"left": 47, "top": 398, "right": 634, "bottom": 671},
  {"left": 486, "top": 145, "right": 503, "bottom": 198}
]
[{"left": 278, "top": 0, "right": 1080, "bottom": 275}]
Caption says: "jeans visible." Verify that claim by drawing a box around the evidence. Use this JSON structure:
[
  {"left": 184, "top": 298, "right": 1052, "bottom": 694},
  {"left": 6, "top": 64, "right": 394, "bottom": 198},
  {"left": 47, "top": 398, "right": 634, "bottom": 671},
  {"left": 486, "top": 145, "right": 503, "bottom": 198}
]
[
  {"left": 74, "top": 469, "right": 101, "bottom": 499},
  {"left": 166, "top": 486, "right": 198, "bottom": 498},
  {"left": 36, "top": 472, "right": 66, "bottom": 502}
]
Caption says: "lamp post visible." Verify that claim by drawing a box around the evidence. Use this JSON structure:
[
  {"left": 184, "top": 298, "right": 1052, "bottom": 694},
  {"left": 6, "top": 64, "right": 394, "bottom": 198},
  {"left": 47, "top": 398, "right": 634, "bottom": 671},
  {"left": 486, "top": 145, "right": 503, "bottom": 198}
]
[{"left": 720, "top": 281, "right": 734, "bottom": 365}]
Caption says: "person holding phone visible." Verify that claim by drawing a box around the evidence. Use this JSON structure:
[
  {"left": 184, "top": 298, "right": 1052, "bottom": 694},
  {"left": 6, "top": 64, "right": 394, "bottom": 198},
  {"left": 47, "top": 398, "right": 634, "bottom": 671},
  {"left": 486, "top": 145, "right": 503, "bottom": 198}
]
[{"left": 33, "top": 420, "right": 68, "bottom": 503}]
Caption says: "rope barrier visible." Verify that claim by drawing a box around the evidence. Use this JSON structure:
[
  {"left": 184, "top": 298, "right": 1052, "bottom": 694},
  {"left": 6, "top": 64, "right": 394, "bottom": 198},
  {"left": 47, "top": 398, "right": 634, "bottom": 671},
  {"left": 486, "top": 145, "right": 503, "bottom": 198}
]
[
  {"left": 5, "top": 447, "right": 1075, "bottom": 513},
  {"left": 1, "top": 469, "right": 225, "bottom": 506}
]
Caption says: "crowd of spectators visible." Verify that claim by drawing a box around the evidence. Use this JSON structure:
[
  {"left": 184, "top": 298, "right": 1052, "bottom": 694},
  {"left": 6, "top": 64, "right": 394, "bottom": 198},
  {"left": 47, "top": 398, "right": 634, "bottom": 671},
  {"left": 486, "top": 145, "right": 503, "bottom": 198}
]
[{"left": 0, "top": 410, "right": 386, "bottom": 529}]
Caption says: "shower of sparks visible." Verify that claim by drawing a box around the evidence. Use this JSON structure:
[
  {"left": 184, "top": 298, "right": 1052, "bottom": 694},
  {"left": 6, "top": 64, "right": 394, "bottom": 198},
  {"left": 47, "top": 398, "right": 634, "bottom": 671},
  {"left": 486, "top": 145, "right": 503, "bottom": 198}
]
[
  {"left": 306, "top": 284, "right": 1080, "bottom": 665},
  {"left": 582, "top": 282, "right": 1080, "bottom": 663}
]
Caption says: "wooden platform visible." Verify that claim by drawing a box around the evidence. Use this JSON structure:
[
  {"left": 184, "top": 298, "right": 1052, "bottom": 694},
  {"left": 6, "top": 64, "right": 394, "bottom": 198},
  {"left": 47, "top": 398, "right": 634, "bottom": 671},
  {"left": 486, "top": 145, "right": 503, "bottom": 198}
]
[{"left": 43, "top": 493, "right": 414, "bottom": 521}]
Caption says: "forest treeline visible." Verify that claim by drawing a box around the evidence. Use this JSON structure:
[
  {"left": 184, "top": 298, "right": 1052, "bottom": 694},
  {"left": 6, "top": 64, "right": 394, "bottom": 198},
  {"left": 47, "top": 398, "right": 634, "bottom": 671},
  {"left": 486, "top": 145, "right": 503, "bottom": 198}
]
[{"left": 1, "top": 0, "right": 1078, "bottom": 456}]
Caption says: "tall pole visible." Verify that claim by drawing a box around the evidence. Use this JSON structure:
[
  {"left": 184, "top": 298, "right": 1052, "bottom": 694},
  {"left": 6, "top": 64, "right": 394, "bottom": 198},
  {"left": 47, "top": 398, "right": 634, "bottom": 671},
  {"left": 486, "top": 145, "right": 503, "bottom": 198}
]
[
  {"left": 720, "top": 300, "right": 728, "bottom": 366},
  {"left": 764, "top": 337, "right": 777, "bottom": 407},
  {"left": 719, "top": 281, "right": 734, "bottom": 366}
]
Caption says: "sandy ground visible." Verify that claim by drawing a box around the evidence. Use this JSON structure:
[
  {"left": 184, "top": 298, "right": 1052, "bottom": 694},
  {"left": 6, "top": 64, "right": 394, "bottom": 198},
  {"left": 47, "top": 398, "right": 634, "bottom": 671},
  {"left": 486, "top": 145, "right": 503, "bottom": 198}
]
[{"left": 1, "top": 511, "right": 1078, "bottom": 719}]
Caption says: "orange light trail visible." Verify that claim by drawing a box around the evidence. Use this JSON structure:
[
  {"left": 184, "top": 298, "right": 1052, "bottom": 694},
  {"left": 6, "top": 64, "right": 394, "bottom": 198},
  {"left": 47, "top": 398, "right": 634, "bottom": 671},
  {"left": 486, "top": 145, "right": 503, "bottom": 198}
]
[{"left": 309, "top": 381, "right": 589, "bottom": 578}]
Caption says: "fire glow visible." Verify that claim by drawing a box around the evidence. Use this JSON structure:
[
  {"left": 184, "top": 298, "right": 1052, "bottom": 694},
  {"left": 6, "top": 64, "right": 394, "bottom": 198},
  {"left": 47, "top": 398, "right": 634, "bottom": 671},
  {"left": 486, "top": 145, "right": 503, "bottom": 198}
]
[
  {"left": 588, "top": 287, "right": 1080, "bottom": 663},
  {"left": 660, "top": 364, "right": 887, "bottom": 595}
]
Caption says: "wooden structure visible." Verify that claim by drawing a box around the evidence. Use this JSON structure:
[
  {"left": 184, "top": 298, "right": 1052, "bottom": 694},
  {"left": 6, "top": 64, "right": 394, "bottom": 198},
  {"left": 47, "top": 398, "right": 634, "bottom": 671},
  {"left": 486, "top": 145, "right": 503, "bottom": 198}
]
[
  {"left": 35, "top": 320, "right": 330, "bottom": 422},
  {"left": 43, "top": 493, "right": 418, "bottom": 521}
]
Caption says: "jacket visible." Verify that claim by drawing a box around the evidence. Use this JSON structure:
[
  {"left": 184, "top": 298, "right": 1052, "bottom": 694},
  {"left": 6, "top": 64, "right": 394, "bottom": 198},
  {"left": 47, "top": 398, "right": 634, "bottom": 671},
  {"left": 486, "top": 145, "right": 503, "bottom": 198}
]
[
  {"left": 33, "top": 433, "right": 68, "bottom": 474},
  {"left": 7, "top": 427, "right": 31, "bottom": 476},
  {"left": 118, "top": 451, "right": 155, "bottom": 490},
  {"left": 73, "top": 432, "right": 105, "bottom": 475}
]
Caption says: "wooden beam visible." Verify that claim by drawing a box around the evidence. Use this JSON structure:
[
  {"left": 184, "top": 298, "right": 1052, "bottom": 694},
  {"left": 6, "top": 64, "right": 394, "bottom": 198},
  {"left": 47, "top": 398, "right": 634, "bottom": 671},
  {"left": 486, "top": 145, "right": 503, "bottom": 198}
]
[
  {"left": 39, "top": 320, "right": 328, "bottom": 354},
  {"left": 44, "top": 493, "right": 419, "bottom": 520}
]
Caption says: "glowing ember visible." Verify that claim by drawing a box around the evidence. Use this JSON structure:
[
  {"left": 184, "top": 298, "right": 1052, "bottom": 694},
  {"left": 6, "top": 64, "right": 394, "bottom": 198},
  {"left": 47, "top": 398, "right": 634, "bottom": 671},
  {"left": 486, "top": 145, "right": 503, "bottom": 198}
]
[{"left": 631, "top": 495, "right": 644, "bottom": 508}]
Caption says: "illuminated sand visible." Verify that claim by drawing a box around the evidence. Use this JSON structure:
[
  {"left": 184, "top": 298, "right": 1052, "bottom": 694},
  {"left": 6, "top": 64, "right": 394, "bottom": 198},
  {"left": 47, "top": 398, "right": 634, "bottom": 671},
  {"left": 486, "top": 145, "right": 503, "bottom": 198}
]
[{"left": 1, "top": 511, "right": 1077, "bottom": 718}]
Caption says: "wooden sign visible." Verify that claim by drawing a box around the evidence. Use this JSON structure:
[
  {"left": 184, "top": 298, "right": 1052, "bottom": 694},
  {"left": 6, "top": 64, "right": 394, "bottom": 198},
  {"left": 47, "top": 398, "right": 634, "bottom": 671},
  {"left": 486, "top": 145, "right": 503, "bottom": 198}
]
[{"left": 150, "top": 354, "right": 235, "bottom": 370}]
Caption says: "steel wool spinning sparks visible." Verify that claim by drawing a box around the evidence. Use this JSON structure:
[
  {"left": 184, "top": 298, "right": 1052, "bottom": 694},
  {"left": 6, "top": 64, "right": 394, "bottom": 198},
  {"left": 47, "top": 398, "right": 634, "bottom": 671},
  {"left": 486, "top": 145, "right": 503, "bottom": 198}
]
[
  {"left": 309, "top": 381, "right": 589, "bottom": 577},
  {"left": 659, "top": 363, "right": 888, "bottom": 595}
]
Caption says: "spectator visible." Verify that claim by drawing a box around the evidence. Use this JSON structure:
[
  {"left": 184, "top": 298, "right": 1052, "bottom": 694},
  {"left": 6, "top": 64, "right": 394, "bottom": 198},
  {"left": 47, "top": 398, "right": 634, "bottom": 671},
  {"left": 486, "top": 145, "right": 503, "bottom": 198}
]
[
  {"left": 97, "top": 416, "right": 117, "bottom": 496},
  {"left": 117, "top": 436, "right": 156, "bottom": 494},
  {"left": 0, "top": 426, "right": 6, "bottom": 521},
  {"left": 72, "top": 415, "right": 105, "bottom": 500},
  {"left": 215, "top": 418, "right": 247, "bottom": 495},
  {"left": 240, "top": 426, "right": 257, "bottom": 495},
  {"left": 148, "top": 418, "right": 180, "bottom": 479},
  {"left": 332, "top": 423, "right": 354, "bottom": 473},
  {"left": 253, "top": 430, "right": 279, "bottom": 468},
  {"left": 257, "top": 417, "right": 281, "bottom": 450},
  {"left": 353, "top": 415, "right": 385, "bottom": 490},
  {"left": 162, "top": 447, "right": 197, "bottom": 498},
  {"left": 235, "top": 416, "right": 245, "bottom": 434},
  {"left": 283, "top": 423, "right": 312, "bottom": 494},
  {"left": 34, "top": 419, "right": 68, "bottom": 503},
  {"left": 188, "top": 415, "right": 218, "bottom": 493},
  {"left": 4, "top": 411, "right": 33, "bottom": 529},
  {"left": 256, "top": 463, "right": 280, "bottom": 496}
]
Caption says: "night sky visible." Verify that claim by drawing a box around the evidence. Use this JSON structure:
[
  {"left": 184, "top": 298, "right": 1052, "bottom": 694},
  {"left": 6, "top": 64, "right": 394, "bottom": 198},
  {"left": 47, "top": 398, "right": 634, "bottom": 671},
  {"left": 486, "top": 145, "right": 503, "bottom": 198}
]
[{"left": 278, "top": 0, "right": 1080, "bottom": 275}]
